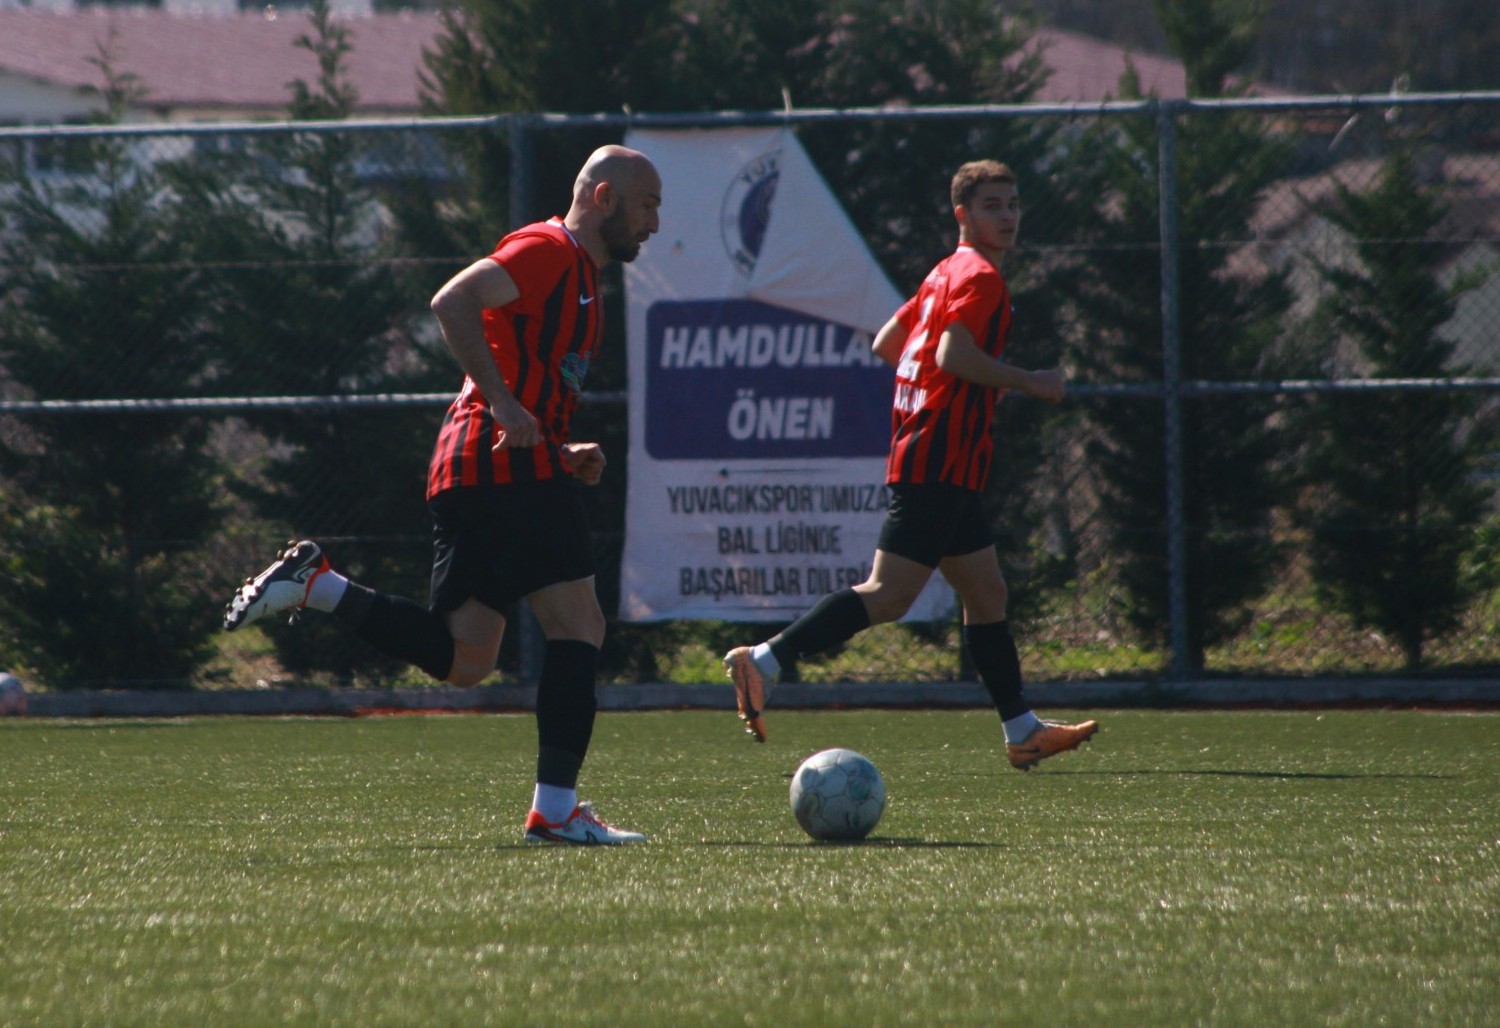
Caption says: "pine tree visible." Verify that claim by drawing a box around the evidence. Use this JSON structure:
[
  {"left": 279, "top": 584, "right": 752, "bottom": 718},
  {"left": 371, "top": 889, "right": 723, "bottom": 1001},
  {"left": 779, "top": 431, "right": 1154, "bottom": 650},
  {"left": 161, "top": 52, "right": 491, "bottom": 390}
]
[
  {"left": 0, "top": 48, "right": 226, "bottom": 688},
  {"left": 1299, "top": 146, "right": 1495, "bottom": 671},
  {"left": 178, "top": 0, "right": 450, "bottom": 681},
  {"left": 1068, "top": 0, "right": 1297, "bottom": 670}
]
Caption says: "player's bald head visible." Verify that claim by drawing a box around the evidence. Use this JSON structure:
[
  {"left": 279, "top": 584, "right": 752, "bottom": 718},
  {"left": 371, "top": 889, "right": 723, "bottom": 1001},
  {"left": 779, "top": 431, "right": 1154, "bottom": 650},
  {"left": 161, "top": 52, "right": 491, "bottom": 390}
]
[
  {"left": 566, "top": 144, "right": 661, "bottom": 266},
  {"left": 573, "top": 145, "right": 659, "bottom": 204}
]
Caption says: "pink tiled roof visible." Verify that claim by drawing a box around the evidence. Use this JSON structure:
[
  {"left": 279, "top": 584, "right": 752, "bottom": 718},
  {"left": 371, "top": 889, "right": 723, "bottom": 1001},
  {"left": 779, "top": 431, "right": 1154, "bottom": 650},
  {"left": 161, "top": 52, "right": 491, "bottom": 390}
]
[
  {"left": 0, "top": 12, "right": 1273, "bottom": 119},
  {"left": 1029, "top": 28, "right": 1191, "bottom": 102},
  {"left": 0, "top": 7, "right": 441, "bottom": 114}
]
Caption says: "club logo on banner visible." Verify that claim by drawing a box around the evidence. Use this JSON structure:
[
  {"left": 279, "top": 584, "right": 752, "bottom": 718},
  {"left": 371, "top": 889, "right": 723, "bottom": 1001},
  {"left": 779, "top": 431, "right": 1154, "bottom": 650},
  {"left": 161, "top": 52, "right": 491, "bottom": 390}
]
[
  {"left": 620, "top": 127, "right": 954, "bottom": 623},
  {"left": 721, "top": 149, "right": 778, "bottom": 274}
]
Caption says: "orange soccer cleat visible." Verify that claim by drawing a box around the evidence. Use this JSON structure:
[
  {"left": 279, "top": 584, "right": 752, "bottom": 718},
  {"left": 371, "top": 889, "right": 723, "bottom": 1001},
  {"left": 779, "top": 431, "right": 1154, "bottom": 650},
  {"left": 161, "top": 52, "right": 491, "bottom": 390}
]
[
  {"left": 1006, "top": 719, "right": 1100, "bottom": 771},
  {"left": 722, "top": 646, "right": 771, "bottom": 743}
]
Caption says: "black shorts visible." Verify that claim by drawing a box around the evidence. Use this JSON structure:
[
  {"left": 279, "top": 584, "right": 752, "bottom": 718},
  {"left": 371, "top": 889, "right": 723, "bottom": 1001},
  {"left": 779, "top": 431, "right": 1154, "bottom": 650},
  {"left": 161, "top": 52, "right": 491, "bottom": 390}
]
[
  {"left": 876, "top": 483, "right": 994, "bottom": 568},
  {"left": 427, "top": 479, "right": 596, "bottom": 614}
]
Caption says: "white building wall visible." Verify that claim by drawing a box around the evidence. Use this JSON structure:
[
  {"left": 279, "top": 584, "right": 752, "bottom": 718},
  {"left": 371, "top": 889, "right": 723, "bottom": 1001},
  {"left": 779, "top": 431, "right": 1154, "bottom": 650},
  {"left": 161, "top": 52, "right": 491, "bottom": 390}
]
[
  {"left": 1442, "top": 243, "right": 1500, "bottom": 368},
  {"left": 0, "top": 70, "right": 100, "bottom": 123},
  {"left": 7, "top": 0, "right": 374, "bottom": 13}
]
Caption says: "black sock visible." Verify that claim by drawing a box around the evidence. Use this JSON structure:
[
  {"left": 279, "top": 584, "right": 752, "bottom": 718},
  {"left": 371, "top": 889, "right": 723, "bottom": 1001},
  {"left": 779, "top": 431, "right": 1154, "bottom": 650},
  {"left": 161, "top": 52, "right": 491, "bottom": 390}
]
[
  {"left": 769, "top": 588, "right": 871, "bottom": 666},
  {"left": 964, "top": 620, "right": 1029, "bottom": 721},
  {"left": 535, "top": 640, "right": 599, "bottom": 788},
  {"left": 333, "top": 583, "right": 455, "bottom": 681}
]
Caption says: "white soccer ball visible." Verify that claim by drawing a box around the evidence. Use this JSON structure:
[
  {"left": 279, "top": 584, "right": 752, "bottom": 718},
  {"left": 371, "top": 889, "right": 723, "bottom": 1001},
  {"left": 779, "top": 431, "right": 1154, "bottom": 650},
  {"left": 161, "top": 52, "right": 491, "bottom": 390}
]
[
  {"left": 0, "top": 673, "right": 27, "bottom": 717},
  {"left": 789, "top": 747, "right": 886, "bottom": 841}
]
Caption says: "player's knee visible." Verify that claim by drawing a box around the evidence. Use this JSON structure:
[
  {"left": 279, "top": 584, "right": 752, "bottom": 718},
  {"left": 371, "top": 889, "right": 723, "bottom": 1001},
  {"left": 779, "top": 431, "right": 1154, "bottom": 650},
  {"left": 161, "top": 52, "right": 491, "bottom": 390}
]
[
  {"left": 443, "top": 664, "right": 492, "bottom": 688},
  {"left": 954, "top": 580, "right": 1007, "bottom": 622},
  {"left": 961, "top": 596, "right": 1008, "bottom": 623},
  {"left": 444, "top": 641, "right": 500, "bottom": 687},
  {"left": 533, "top": 599, "right": 606, "bottom": 648},
  {"left": 861, "top": 587, "right": 918, "bottom": 625},
  {"left": 551, "top": 624, "right": 605, "bottom": 650}
]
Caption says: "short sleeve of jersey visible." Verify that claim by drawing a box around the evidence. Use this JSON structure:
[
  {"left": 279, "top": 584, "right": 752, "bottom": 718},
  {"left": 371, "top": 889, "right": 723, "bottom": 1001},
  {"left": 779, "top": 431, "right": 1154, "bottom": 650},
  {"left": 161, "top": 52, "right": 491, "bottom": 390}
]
[
  {"left": 944, "top": 264, "right": 1005, "bottom": 341},
  {"left": 488, "top": 232, "right": 570, "bottom": 309},
  {"left": 893, "top": 295, "right": 920, "bottom": 332}
]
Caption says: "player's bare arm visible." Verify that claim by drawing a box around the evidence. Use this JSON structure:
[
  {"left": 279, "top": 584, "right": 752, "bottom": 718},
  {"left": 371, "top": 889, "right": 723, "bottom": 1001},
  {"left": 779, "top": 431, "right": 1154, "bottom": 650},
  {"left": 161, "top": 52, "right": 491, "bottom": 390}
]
[
  {"left": 935, "top": 323, "right": 1065, "bottom": 403},
  {"left": 430, "top": 258, "right": 540, "bottom": 449},
  {"left": 563, "top": 442, "right": 606, "bottom": 485},
  {"left": 871, "top": 315, "right": 909, "bottom": 368}
]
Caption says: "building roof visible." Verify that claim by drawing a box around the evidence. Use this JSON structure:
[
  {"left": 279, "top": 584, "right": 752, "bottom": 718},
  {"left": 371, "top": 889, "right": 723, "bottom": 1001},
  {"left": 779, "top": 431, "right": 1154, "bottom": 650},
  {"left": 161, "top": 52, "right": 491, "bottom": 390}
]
[
  {"left": 1028, "top": 28, "right": 1190, "bottom": 103},
  {"left": 1252, "top": 153, "right": 1500, "bottom": 251},
  {"left": 0, "top": 7, "right": 441, "bottom": 117},
  {"left": 0, "top": 10, "right": 1265, "bottom": 122},
  {"left": 1027, "top": 27, "right": 1291, "bottom": 102}
]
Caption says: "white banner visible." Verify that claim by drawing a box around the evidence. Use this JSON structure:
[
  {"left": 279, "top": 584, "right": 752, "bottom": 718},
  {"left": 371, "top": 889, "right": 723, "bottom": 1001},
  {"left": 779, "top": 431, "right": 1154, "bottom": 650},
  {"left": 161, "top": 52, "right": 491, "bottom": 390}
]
[{"left": 619, "top": 127, "right": 954, "bottom": 622}]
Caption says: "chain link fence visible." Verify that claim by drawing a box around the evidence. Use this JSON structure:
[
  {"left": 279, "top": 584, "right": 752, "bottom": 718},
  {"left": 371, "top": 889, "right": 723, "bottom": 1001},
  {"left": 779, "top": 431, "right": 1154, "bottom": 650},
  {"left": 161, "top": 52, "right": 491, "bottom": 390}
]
[{"left": 2, "top": 94, "right": 1499, "bottom": 691}]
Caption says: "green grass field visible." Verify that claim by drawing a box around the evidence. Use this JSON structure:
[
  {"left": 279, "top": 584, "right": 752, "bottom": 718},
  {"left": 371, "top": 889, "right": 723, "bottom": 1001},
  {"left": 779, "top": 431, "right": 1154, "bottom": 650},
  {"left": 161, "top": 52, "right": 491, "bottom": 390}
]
[{"left": 1, "top": 709, "right": 1496, "bottom": 1026}]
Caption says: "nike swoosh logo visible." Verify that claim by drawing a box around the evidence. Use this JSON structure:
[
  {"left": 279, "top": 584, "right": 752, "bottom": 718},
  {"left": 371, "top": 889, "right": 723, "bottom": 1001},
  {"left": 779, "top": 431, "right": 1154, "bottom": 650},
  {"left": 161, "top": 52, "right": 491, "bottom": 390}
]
[{"left": 579, "top": 295, "right": 595, "bottom": 305}]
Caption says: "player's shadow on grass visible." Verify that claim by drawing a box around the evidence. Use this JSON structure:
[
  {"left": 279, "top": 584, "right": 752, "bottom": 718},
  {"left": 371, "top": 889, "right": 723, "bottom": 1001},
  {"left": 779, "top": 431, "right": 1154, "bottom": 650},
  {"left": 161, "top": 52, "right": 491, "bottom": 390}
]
[
  {"left": 494, "top": 839, "right": 1004, "bottom": 850},
  {"left": 698, "top": 838, "right": 1003, "bottom": 849},
  {"left": 1068, "top": 769, "right": 1445, "bottom": 780},
  {"left": 807, "top": 838, "right": 999, "bottom": 849}
]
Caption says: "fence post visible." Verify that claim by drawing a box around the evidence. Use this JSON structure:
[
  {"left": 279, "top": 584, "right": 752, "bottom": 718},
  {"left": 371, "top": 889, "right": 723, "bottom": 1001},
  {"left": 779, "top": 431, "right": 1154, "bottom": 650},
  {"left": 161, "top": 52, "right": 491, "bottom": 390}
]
[
  {"left": 509, "top": 113, "right": 535, "bottom": 228},
  {"left": 1156, "top": 101, "right": 1190, "bottom": 681},
  {"left": 508, "top": 113, "right": 546, "bottom": 691}
]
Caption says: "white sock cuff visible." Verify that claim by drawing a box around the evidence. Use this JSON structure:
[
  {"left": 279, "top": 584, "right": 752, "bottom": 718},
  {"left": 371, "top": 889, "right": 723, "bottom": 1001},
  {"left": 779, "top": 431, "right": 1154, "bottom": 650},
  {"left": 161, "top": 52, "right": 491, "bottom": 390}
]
[
  {"left": 532, "top": 783, "right": 578, "bottom": 824},
  {"left": 305, "top": 568, "right": 349, "bottom": 612},
  {"left": 750, "top": 642, "right": 781, "bottom": 680},
  {"left": 1002, "top": 711, "right": 1043, "bottom": 745}
]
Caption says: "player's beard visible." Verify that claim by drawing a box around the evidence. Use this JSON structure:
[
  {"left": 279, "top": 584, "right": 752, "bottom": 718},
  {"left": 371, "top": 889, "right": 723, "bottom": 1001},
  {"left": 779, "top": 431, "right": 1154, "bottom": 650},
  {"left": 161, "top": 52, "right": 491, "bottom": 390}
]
[{"left": 600, "top": 207, "right": 642, "bottom": 263}]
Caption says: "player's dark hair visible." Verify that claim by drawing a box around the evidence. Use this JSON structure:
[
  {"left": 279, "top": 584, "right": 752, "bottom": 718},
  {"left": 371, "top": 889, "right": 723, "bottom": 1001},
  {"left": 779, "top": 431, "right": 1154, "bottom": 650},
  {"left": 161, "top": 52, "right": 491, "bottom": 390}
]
[{"left": 950, "top": 160, "right": 1017, "bottom": 209}]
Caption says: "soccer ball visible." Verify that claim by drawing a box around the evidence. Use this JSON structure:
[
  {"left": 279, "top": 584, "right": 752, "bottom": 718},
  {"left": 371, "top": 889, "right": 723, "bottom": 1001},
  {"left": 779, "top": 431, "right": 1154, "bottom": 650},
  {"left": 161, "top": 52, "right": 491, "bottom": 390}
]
[
  {"left": 789, "top": 748, "right": 886, "bottom": 841},
  {"left": 0, "top": 673, "right": 26, "bottom": 717}
]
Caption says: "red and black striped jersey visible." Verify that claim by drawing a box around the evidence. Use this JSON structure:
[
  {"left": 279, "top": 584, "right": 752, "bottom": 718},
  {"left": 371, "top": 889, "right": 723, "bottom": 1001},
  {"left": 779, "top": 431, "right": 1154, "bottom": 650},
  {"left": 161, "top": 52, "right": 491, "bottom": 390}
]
[
  {"left": 427, "top": 219, "right": 603, "bottom": 497},
  {"left": 885, "top": 244, "right": 1012, "bottom": 491}
]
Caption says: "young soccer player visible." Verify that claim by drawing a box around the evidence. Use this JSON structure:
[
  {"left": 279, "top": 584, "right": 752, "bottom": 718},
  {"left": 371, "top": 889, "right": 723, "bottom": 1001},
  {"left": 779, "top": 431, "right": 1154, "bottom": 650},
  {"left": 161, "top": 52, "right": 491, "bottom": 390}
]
[
  {"left": 223, "top": 145, "right": 662, "bottom": 843},
  {"left": 724, "top": 159, "right": 1098, "bottom": 770}
]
